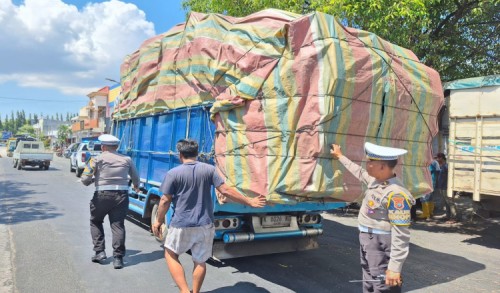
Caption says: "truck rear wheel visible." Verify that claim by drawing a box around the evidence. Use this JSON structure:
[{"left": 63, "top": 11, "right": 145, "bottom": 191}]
[
  {"left": 44, "top": 163, "right": 49, "bottom": 170},
  {"left": 12, "top": 159, "right": 17, "bottom": 168},
  {"left": 151, "top": 203, "right": 168, "bottom": 242},
  {"left": 76, "top": 168, "right": 83, "bottom": 177},
  {"left": 17, "top": 162, "right": 22, "bottom": 170}
]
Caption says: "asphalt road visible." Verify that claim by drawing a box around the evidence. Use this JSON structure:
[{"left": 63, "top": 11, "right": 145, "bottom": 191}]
[{"left": 1, "top": 147, "right": 499, "bottom": 293}]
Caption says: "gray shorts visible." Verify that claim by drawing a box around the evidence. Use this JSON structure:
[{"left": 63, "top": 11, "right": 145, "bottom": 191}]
[{"left": 164, "top": 223, "right": 215, "bottom": 263}]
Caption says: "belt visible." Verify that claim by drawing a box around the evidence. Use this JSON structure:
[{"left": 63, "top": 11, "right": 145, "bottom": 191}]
[
  {"left": 358, "top": 224, "right": 391, "bottom": 235},
  {"left": 96, "top": 185, "right": 129, "bottom": 191}
]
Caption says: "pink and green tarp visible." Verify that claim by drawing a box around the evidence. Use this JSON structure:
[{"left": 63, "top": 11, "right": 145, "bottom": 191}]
[{"left": 116, "top": 9, "right": 444, "bottom": 203}]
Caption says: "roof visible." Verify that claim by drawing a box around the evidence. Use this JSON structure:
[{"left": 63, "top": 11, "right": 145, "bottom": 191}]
[{"left": 444, "top": 75, "right": 500, "bottom": 90}]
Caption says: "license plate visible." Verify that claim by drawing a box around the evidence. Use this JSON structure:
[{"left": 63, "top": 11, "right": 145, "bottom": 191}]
[{"left": 261, "top": 215, "right": 291, "bottom": 228}]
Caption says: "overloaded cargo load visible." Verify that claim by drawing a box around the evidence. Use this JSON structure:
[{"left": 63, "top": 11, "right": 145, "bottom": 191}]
[{"left": 115, "top": 9, "right": 444, "bottom": 203}]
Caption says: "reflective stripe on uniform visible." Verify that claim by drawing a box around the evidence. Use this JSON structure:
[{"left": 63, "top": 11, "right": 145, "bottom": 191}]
[{"left": 96, "top": 185, "right": 129, "bottom": 191}]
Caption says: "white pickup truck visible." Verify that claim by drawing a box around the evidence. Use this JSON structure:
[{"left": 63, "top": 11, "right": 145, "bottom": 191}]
[
  {"left": 70, "top": 141, "right": 102, "bottom": 177},
  {"left": 13, "top": 141, "right": 53, "bottom": 170}
]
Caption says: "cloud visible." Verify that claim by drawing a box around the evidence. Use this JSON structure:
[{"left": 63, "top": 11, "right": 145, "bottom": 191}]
[{"left": 0, "top": 0, "right": 155, "bottom": 94}]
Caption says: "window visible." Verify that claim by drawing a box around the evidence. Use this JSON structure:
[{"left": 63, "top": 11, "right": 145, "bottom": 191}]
[
  {"left": 23, "top": 143, "right": 31, "bottom": 149},
  {"left": 32, "top": 144, "right": 40, "bottom": 149}
]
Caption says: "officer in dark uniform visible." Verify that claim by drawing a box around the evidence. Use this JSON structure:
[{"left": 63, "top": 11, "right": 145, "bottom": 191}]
[
  {"left": 331, "top": 142, "right": 415, "bottom": 293},
  {"left": 81, "top": 134, "right": 140, "bottom": 269}
]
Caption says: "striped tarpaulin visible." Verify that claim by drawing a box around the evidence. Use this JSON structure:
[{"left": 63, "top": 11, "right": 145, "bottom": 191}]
[{"left": 116, "top": 9, "right": 444, "bottom": 203}]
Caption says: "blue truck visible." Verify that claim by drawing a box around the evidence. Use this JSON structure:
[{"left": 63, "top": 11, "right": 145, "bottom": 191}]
[{"left": 113, "top": 104, "right": 346, "bottom": 259}]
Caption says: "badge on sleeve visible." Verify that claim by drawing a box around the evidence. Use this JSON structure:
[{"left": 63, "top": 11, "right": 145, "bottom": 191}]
[
  {"left": 386, "top": 192, "right": 412, "bottom": 226},
  {"left": 82, "top": 158, "right": 95, "bottom": 176}
]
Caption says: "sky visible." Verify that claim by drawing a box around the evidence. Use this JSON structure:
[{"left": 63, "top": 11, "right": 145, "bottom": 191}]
[{"left": 0, "top": 0, "right": 187, "bottom": 119}]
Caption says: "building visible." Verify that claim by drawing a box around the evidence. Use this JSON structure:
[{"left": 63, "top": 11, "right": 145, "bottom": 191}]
[
  {"left": 33, "top": 118, "right": 69, "bottom": 140},
  {"left": 71, "top": 87, "right": 109, "bottom": 142},
  {"left": 106, "top": 84, "right": 121, "bottom": 133}
]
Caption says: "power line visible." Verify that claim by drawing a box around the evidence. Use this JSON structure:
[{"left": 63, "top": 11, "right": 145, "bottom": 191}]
[{"left": 0, "top": 96, "right": 86, "bottom": 103}]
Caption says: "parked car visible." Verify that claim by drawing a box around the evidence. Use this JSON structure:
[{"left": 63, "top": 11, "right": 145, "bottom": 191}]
[
  {"left": 64, "top": 143, "right": 79, "bottom": 158},
  {"left": 70, "top": 141, "right": 102, "bottom": 177}
]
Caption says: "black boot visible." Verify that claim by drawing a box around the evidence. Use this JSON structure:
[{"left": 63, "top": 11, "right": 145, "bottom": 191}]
[
  {"left": 91, "top": 251, "right": 106, "bottom": 263},
  {"left": 113, "top": 257, "right": 124, "bottom": 269}
]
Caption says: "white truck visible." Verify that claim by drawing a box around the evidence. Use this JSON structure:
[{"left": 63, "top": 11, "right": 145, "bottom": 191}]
[
  {"left": 13, "top": 141, "right": 53, "bottom": 170},
  {"left": 70, "top": 141, "right": 102, "bottom": 177},
  {"left": 444, "top": 75, "right": 500, "bottom": 215}
]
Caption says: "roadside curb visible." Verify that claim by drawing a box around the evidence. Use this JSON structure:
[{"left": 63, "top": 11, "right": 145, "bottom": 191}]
[{"left": 0, "top": 224, "right": 15, "bottom": 293}]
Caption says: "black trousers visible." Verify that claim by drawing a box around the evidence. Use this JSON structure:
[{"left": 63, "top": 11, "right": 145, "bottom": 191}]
[
  {"left": 359, "top": 232, "right": 402, "bottom": 293},
  {"left": 90, "top": 190, "right": 129, "bottom": 257}
]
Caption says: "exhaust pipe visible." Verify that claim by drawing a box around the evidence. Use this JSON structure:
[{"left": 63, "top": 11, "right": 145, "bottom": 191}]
[{"left": 223, "top": 228, "right": 323, "bottom": 244}]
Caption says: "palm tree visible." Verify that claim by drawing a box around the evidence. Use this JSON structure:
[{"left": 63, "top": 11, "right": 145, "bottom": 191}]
[{"left": 57, "top": 125, "right": 72, "bottom": 147}]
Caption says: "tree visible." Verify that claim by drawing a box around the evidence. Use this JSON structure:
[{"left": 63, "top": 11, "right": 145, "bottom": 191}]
[
  {"left": 57, "top": 124, "right": 72, "bottom": 146},
  {"left": 17, "top": 124, "right": 36, "bottom": 137},
  {"left": 181, "top": 0, "right": 499, "bottom": 81},
  {"left": 0, "top": 113, "right": 3, "bottom": 130}
]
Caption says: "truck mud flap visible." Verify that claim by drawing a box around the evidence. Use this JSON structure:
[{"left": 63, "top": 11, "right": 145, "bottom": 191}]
[{"left": 212, "top": 236, "right": 319, "bottom": 260}]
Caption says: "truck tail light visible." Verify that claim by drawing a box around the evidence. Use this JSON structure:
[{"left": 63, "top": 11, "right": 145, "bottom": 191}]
[
  {"left": 298, "top": 214, "right": 321, "bottom": 225},
  {"left": 214, "top": 217, "right": 240, "bottom": 230},
  {"left": 81, "top": 153, "right": 86, "bottom": 162}
]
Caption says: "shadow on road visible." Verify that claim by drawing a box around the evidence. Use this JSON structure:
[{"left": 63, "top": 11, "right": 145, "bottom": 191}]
[
  {"left": 204, "top": 282, "right": 270, "bottom": 293},
  {"left": 125, "top": 249, "right": 165, "bottom": 267},
  {"left": 207, "top": 216, "right": 486, "bottom": 293},
  {"left": 334, "top": 208, "right": 500, "bottom": 251},
  {"left": 0, "top": 180, "right": 62, "bottom": 224}
]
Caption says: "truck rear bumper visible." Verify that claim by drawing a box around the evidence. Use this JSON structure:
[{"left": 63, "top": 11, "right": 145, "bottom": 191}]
[{"left": 212, "top": 236, "right": 319, "bottom": 260}]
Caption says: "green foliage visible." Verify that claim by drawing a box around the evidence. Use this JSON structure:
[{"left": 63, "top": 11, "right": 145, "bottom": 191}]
[
  {"left": 16, "top": 124, "right": 36, "bottom": 136},
  {"left": 181, "top": 0, "right": 499, "bottom": 81},
  {"left": 57, "top": 125, "right": 72, "bottom": 146}
]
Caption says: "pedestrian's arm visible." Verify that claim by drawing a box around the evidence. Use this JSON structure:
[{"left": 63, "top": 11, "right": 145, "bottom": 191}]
[
  {"left": 152, "top": 194, "right": 172, "bottom": 237},
  {"left": 216, "top": 183, "right": 266, "bottom": 208}
]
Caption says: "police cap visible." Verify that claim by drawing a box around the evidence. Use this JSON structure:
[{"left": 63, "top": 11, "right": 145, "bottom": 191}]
[
  {"left": 365, "top": 142, "right": 407, "bottom": 161},
  {"left": 98, "top": 134, "right": 120, "bottom": 146}
]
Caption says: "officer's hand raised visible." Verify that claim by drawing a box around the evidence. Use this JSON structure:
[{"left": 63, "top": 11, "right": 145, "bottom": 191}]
[{"left": 330, "top": 144, "right": 343, "bottom": 160}]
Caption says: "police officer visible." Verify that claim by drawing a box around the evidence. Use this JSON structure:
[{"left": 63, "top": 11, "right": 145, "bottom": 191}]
[
  {"left": 331, "top": 142, "right": 415, "bottom": 293},
  {"left": 81, "top": 134, "right": 140, "bottom": 269}
]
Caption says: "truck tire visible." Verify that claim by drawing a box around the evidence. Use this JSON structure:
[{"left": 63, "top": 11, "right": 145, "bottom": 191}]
[
  {"left": 17, "top": 162, "right": 22, "bottom": 170},
  {"left": 70, "top": 161, "right": 75, "bottom": 172},
  {"left": 44, "top": 163, "right": 49, "bottom": 170},
  {"left": 76, "top": 168, "right": 83, "bottom": 177},
  {"left": 151, "top": 203, "right": 168, "bottom": 242},
  {"left": 12, "top": 159, "right": 17, "bottom": 168}
]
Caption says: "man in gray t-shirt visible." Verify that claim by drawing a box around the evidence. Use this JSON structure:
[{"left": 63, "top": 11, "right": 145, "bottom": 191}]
[
  {"left": 152, "top": 139, "right": 266, "bottom": 293},
  {"left": 159, "top": 161, "right": 224, "bottom": 228}
]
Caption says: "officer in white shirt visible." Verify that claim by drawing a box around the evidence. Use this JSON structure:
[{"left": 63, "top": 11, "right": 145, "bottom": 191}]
[
  {"left": 331, "top": 142, "right": 415, "bottom": 293},
  {"left": 82, "top": 134, "right": 140, "bottom": 269}
]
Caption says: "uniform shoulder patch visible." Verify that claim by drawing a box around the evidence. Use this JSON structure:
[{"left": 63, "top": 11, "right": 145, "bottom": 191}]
[
  {"left": 82, "top": 158, "right": 95, "bottom": 176},
  {"left": 386, "top": 192, "right": 412, "bottom": 226}
]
